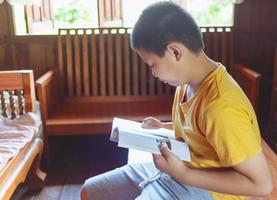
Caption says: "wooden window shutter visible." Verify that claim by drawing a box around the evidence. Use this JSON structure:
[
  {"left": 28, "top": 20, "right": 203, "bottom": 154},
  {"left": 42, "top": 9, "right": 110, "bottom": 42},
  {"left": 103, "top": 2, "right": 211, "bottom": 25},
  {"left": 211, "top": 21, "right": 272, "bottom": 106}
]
[
  {"left": 25, "top": 0, "right": 54, "bottom": 33},
  {"left": 98, "top": 0, "right": 123, "bottom": 27}
]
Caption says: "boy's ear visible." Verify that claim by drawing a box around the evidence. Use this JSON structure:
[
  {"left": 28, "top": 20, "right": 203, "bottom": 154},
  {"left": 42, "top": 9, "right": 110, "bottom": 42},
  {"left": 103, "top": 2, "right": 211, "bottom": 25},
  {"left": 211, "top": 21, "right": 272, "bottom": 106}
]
[{"left": 167, "top": 43, "right": 182, "bottom": 61}]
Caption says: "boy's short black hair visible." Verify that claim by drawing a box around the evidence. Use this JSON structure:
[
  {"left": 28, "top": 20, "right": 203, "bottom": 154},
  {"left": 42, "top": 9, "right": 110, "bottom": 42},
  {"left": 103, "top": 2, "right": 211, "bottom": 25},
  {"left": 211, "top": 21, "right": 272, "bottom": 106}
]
[{"left": 131, "top": 1, "right": 204, "bottom": 56}]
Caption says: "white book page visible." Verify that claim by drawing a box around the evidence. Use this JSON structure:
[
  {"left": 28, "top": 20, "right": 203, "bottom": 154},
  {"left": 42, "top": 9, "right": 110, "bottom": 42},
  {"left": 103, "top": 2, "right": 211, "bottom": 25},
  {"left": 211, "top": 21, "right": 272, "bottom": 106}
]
[{"left": 112, "top": 117, "right": 175, "bottom": 139}]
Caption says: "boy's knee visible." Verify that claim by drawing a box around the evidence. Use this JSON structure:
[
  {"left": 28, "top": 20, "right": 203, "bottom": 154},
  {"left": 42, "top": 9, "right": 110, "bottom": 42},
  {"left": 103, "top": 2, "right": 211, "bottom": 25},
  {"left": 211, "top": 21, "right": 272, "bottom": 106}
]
[
  {"left": 80, "top": 185, "right": 88, "bottom": 200},
  {"left": 80, "top": 178, "right": 102, "bottom": 200},
  {"left": 80, "top": 181, "right": 93, "bottom": 200}
]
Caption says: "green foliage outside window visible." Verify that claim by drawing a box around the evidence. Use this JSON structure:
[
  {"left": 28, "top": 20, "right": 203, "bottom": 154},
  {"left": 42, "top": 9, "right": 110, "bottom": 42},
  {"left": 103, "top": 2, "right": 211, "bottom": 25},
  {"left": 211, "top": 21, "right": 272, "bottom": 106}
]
[
  {"left": 54, "top": 0, "right": 91, "bottom": 24},
  {"left": 189, "top": 0, "right": 234, "bottom": 26}
]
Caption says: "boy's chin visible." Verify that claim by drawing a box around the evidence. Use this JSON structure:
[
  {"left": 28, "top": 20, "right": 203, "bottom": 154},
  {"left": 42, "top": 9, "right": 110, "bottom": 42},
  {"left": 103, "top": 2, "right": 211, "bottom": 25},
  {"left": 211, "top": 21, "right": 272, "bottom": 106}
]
[
  {"left": 161, "top": 79, "right": 181, "bottom": 87},
  {"left": 167, "top": 82, "right": 180, "bottom": 87}
]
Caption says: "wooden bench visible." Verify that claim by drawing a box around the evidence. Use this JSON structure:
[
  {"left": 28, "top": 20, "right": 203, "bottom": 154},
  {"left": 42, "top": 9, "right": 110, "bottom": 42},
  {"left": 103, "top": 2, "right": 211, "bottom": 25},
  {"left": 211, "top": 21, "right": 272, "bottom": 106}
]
[{"left": 0, "top": 70, "right": 46, "bottom": 200}]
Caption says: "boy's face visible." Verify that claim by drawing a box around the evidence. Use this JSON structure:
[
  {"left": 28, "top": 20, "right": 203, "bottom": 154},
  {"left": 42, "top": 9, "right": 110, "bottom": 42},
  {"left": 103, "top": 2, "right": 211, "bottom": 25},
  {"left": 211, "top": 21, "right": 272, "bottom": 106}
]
[{"left": 137, "top": 44, "right": 191, "bottom": 87}]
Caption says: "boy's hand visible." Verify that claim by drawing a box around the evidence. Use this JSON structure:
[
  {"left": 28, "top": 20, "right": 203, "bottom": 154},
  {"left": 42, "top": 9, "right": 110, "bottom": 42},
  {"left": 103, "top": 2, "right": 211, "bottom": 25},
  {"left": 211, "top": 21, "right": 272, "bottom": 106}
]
[
  {"left": 142, "top": 117, "right": 163, "bottom": 129},
  {"left": 152, "top": 142, "right": 188, "bottom": 181}
]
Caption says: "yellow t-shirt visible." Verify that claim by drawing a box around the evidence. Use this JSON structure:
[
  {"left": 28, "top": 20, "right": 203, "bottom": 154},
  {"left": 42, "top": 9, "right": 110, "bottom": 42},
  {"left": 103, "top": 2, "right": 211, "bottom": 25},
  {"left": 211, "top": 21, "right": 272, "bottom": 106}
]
[{"left": 172, "top": 64, "right": 262, "bottom": 200}]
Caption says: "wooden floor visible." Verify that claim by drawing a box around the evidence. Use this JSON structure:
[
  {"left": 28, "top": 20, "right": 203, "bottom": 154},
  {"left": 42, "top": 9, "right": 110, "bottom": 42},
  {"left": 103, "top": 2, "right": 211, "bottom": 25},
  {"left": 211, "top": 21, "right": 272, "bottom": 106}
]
[
  {"left": 10, "top": 135, "right": 128, "bottom": 200},
  {"left": 10, "top": 135, "right": 277, "bottom": 200}
]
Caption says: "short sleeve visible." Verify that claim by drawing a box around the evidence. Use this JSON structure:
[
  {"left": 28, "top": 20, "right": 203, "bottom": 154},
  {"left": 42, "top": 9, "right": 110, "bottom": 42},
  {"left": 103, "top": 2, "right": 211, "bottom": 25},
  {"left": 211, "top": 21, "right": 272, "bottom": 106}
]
[{"left": 204, "top": 101, "right": 262, "bottom": 167}]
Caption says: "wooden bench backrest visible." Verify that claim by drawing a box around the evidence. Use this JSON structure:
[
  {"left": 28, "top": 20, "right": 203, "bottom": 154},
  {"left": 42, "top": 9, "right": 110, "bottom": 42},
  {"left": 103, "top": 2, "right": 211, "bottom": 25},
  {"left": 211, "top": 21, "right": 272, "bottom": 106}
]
[
  {"left": 58, "top": 28, "right": 174, "bottom": 99},
  {"left": 0, "top": 70, "right": 36, "bottom": 119},
  {"left": 57, "top": 27, "right": 233, "bottom": 99}
]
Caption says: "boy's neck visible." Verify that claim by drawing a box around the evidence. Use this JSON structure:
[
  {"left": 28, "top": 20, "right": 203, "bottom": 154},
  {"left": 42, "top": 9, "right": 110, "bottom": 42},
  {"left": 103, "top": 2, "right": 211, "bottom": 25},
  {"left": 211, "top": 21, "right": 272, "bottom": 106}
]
[{"left": 186, "top": 52, "right": 219, "bottom": 93}]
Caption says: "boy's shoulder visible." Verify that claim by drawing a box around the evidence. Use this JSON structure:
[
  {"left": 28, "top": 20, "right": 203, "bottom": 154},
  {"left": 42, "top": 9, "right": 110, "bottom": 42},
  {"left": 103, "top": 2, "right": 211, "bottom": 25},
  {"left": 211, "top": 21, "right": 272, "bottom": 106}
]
[{"left": 200, "top": 66, "right": 251, "bottom": 110}]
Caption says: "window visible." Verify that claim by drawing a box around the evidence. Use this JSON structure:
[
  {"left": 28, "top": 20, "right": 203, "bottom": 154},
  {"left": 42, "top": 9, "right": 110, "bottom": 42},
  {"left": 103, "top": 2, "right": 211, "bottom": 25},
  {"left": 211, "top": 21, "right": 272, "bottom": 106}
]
[
  {"left": 13, "top": 0, "right": 234, "bottom": 35},
  {"left": 122, "top": 0, "right": 234, "bottom": 27},
  {"left": 187, "top": 0, "right": 234, "bottom": 27}
]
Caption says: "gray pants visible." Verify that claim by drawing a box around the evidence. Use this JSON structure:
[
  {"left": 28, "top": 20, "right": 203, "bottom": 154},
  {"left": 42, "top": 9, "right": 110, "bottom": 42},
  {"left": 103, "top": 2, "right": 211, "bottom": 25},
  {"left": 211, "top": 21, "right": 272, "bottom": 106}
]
[{"left": 81, "top": 162, "right": 215, "bottom": 200}]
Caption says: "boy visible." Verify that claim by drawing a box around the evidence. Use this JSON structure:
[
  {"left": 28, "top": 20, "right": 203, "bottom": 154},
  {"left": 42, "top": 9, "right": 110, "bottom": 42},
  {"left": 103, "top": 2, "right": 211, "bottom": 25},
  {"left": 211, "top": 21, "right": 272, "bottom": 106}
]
[{"left": 81, "top": 2, "right": 272, "bottom": 200}]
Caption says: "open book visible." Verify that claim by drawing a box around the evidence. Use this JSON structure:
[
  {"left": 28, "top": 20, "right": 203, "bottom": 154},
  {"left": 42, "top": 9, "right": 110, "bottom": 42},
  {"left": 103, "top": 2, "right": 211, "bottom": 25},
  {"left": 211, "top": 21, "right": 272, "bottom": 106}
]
[{"left": 110, "top": 118, "right": 191, "bottom": 161}]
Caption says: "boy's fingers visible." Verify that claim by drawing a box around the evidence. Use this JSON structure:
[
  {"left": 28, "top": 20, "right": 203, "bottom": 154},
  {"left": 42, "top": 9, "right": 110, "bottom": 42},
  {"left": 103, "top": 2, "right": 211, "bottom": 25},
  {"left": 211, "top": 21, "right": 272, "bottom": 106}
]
[
  {"left": 142, "top": 118, "right": 160, "bottom": 129},
  {"left": 152, "top": 154, "right": 166, "bottom": 165},
  {"left": 159, "top": 142, "right": 171, "bottom": 159}
]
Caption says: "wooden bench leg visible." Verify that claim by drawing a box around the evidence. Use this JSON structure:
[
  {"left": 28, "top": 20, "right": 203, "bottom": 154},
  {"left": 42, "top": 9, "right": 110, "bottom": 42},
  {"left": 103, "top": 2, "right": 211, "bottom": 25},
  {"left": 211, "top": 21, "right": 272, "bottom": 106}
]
[{"left": 26, "top": 143, "right": 47, "bottom": 190}]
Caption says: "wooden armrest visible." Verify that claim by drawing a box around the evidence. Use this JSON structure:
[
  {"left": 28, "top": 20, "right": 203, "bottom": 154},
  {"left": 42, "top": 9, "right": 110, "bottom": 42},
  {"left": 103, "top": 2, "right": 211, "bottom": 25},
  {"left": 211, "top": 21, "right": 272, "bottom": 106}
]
[
  {"left": 233, "top": 64, "right": 262, "bottom": 80},
  {"left": 35, "top": 69, "right": 59, "bottom": 121},
  {"left": 36, "top": 70, "right": 55, "bottom": 88},
  {"left": 232, "top": 64, "right": 262, "bottom": 112}
]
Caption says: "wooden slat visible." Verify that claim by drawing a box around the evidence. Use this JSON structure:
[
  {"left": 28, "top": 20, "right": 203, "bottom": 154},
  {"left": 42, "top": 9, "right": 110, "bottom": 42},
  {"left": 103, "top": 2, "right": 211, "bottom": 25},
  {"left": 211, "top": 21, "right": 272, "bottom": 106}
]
[
  {"left": 8, "top": 90, "right": 16, "bottom": 119},
  {"left": 82, "top": 31, "right": 90, "bottom": 96},
  {"left": 157, "top": 79, "right": 163, "bottom": 95},
  {"left": 204, "top": 30, "right": 211, "bottom": 57},
  {"left": 0, "top": 91, "right": 8, "bottom": 118},
  {"left": 107, "top": 30, "right": 114, "bottom": 96},
  {"left": 57, "top": 34, "right": 64, "bottom": 97},
  {"left": 112, "top": 0, "right": 122, "bottom": 20},
  {"left": 115, "top": 33, "right": 122, "bottom": 96},
  {"left": 74, "top": 32, "right": 82, "bottom": 96},
  {"left": 32, "top": 6, "right": 41, "bottom": 21},
  {"left": 43, "top": 0, "right": 52, "bottom": 20},
  {"left": 229, "top": 31, "right": 234, "bottom": 74},
  {"left": 213, "top": 29, "right": 219, "bottom": 61},
  {"left": 65, "top": 31, "right": 73, "bottom": 97},
  {"left": 104, "top": 0, "right": 112, "bottom": 20},
  {"left": 221, "top": 31, "right": 227, "bottom": 66},
  {"left": 22, "top": 72, "right": 36, "bottom": 113},
  {"left": 148, "top": 68, "right": 155, "bottom": 95},
  {"left": 124, "top": 32, "right": 131, "bottom": 96},
  {"left": 17, "top": 89, "right": 24, "bottom": 115},
  {"left": 132, "top": 50, "right": 139, "bottom": 96},
  {"left": 99, "top": 31, "right": 106, "bottom": 96},
  {"left": 25, "top": 6, "right": 33, "bottom": 33},
  {"left": 140, "top": 59, "right": 146, "bottom": 96},
  {"left": 90, "top": 33, "right": 98, "bottom": 96}
]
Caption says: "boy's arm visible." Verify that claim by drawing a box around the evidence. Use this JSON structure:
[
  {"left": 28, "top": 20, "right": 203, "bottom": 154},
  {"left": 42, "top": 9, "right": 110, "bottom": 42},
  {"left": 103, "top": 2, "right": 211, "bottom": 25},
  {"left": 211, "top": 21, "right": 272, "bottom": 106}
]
[
  {"left": 155, "top": 146, "right": 273, "bottom": 197},
  {"left": 181, "top": 152, "right": 272, "bottom": 197}
]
